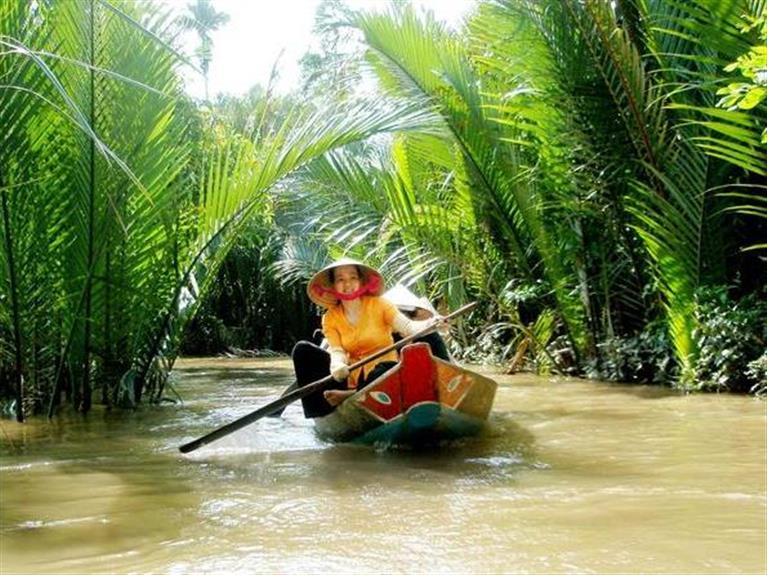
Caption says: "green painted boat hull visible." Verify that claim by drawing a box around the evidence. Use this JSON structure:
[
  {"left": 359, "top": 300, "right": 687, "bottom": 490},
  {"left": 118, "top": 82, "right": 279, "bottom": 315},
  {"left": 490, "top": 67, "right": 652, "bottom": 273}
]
[{"left": 349, "top": 401, "right": 485, "bottom": 445}]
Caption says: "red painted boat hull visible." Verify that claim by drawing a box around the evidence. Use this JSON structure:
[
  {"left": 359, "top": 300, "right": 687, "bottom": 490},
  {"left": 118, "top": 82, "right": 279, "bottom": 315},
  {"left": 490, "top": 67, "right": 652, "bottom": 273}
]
[{"left": 314, "top": 343, "right": 497, "bottom": 445}]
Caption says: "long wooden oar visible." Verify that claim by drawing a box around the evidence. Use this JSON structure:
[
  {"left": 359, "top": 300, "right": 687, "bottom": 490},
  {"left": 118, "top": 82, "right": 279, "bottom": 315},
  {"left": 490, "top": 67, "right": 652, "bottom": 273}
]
[
  {"left": 266, "top": 381, "right": 298, "bottom": 418},
  {"left": 178, "top": 301, "right": 477, "bottom": 454}
]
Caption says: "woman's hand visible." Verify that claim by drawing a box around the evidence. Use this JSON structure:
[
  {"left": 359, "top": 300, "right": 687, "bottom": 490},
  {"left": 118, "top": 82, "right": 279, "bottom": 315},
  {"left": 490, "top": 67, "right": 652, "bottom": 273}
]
[
  {"left": 330, "top": 362, "right": 350, "bottom": 382},
  {"left": 329, "top": 347, "right": 349, "bottom": 381},
  {"left": 430, "top": 314, "right": 450, "bottom": 336}
]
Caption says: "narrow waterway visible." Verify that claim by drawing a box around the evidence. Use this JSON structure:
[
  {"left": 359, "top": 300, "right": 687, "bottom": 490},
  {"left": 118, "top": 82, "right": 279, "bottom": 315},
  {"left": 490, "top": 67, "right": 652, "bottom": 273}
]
[{"left": 1, "top": 357, "right": 765, "bottom": 574}]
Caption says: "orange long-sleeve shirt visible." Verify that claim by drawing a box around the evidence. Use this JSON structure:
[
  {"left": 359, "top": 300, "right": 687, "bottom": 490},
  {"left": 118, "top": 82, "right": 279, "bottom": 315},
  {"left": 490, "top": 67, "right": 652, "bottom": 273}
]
[{"left": 322, "top": 296, "right": 399, "bottom": 388}]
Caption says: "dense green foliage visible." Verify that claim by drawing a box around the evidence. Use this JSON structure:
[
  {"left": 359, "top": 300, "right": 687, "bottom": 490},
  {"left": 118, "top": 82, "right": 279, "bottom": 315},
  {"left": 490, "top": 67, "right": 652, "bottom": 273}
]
[
  {"left": 0, "top": 0, "right": 434, "bottom": 419},
  {"left": 273, "top": 0, "right": 766, "bottom": 390},
  {"left": 1, "top": 0, "right": 765, "bottom": 421},
  {"left": 180, "top": 223, "right": 316, "bottom": 356},
  {"left": 272, "top": 0, "right": 767, "bottom": 390}
]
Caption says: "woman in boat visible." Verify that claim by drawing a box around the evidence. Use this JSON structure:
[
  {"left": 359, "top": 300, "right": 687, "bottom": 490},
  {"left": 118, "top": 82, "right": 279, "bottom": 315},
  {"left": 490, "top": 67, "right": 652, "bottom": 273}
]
[{"left": 292, "top": 259, "right": 446, "bottom": 418}]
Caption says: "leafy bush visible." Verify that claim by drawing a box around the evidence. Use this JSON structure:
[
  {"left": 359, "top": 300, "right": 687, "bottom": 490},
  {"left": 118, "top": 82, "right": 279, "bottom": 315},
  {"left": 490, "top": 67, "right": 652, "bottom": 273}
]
[
  {"left": 455, "top": 304, "right": 563, "bottom": 375},
  {"left": 746, "top": 353, "right": 767, "bottom": 396},
  {"left": 180, "top": 314, "right": 230, "bottom": 356},
  {"left": 692, "top": 286, "right": 767, "bottom": 393},
  {"left": 453, "top": 322, "right": 514, "bottom": 365},
  {"left": 583, "top": 286, "right": 767, "bottom": 393},
  {"left": 586, "top": 320, "right": 678, "bottom": 385}
]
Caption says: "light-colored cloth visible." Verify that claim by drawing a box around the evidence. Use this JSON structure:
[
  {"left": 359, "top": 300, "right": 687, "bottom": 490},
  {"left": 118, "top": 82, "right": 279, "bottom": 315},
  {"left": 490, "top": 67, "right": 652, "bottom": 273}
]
[
  {"left": 322, "top": 296, "right": 401, "bottom": 389},
  {"left": 383, "top": 283, "right": 438, "bottom": 317},
  {"left": 391, "top": 311, "right": 433, "bottom": 338}
]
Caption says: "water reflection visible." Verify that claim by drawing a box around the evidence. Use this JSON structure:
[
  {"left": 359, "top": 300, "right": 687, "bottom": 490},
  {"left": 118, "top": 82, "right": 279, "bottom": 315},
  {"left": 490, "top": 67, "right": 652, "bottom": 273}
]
[{"left": 1, "top": 358, "right": 765, "bottom": 575}]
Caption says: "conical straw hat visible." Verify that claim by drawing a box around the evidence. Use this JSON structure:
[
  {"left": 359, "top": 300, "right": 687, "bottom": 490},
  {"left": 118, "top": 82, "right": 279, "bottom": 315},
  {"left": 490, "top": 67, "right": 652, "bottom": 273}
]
[{"left": 307, "top": 258, "right": 385, "bottom": 308}]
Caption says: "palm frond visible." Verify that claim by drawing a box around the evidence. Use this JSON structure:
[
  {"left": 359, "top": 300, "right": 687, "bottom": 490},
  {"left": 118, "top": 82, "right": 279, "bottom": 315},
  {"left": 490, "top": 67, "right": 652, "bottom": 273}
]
[{"left": 351, "top": 4, "right": 593, "bottom": 357}]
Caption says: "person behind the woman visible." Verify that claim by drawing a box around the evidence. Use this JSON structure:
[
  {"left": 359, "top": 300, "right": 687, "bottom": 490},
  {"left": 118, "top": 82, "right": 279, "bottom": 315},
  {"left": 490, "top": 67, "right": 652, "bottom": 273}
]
[
  {"left": 382, "top": 283, "right": 452, "bottom": 362},
  {"left": 291, "top": 259, "right": 443, "bottom": 418}
]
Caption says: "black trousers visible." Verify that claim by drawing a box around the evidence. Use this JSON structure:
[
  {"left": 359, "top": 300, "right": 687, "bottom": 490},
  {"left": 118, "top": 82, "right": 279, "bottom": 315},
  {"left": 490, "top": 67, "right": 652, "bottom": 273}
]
[
  {"left": 291, "top": 332, "right": 450, "bottom": 418},
  {"left": 395, "top": 332, "right": 450, "bottom": 362}
]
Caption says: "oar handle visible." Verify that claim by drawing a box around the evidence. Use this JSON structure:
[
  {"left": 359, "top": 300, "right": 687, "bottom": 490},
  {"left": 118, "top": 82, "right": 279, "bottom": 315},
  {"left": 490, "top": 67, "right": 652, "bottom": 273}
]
[{"left": 178, "top": 301, "right": 478, "bottom": 453}]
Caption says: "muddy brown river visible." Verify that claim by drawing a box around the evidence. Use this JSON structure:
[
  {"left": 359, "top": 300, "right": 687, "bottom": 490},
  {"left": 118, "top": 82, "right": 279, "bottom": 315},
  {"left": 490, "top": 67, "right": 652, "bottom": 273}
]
[{"left": 1, "top": 357, "right": 765, "bottom": 574}]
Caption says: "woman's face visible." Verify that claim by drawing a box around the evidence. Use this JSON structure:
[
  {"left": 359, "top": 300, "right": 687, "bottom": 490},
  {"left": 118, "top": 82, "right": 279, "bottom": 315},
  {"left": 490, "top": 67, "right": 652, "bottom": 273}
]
[{"left": 332, "top": 265, "right": 361, "bottom": 295}]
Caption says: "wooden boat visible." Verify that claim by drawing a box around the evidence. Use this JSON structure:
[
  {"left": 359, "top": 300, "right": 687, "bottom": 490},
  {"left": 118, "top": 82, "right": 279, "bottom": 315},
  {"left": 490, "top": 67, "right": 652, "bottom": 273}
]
[{"left": 314, "top": 342, "right": 497, "bottom": 445}]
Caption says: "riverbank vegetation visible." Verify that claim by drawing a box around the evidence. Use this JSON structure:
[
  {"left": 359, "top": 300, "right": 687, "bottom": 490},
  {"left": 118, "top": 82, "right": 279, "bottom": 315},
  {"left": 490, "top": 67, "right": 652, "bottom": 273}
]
[{"left": 1, "top": 0, "right": 765, "bottom": 420}]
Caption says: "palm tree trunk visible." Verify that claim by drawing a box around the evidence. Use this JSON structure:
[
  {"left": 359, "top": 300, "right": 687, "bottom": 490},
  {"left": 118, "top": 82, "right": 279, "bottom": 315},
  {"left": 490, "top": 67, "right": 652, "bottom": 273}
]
[
  {"left": 1, "top": 178, "right": 24, "bottom": 423},
  {"left": 102, "top": 249, "right": 112, "bottom": 407},
  {"left": 80, "top": 0, "right": 97, "bottom": 413}
]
